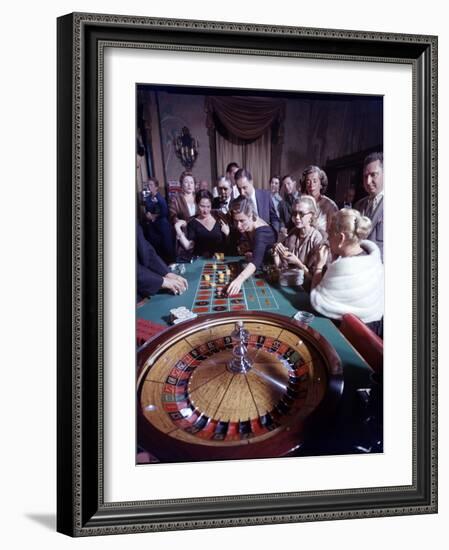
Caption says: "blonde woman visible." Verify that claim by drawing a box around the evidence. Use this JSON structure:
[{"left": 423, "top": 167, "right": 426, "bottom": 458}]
[
  {"left": 310, "top": 208, "right": 384, "bottom": 329},
  {"left": 273, "top": 196, "right": 325, "bottom": 285}
]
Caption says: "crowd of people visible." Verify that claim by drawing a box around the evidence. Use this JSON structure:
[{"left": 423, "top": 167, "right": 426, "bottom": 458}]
[{"left": 138, "top": 154, "right": 384, "bottom": 335}]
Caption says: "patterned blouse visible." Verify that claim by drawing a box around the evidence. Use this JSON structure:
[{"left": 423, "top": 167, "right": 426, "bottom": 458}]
[{"left": 282, "top": 227, "right": 324, "bottom": 273}]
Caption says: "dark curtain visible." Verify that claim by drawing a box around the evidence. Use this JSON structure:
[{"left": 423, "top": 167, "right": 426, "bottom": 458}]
[
  {"left": 206, "top": 96, "right": 285, "bottom": 140},
  {"left": 206, "top": 96, "right": 285, "bottom": 187}
]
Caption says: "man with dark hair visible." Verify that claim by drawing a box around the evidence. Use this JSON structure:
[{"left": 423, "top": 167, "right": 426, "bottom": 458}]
[
  {"left": 234, "top": 168, "right": 280, "bottom": 234},
  {"left": 354, "top": 152, "right": 384, "bottom": 259}
]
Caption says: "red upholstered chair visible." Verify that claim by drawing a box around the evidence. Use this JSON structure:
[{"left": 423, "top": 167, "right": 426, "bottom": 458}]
[
  {"left": 339, "top": 314, "right": 383, "bottom": 376},
  {"left": 136, "top": 318, "right": 166, "bottom": 347}
]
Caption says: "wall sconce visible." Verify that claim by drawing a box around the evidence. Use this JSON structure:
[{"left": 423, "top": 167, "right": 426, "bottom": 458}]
[{"left": 174, "top": 126, "right": 199, "bottom": 170}]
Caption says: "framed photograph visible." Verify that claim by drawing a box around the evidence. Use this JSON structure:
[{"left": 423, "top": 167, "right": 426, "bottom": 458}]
[{"left": 57, "top": 12, "right": 437, "bottom": 536}]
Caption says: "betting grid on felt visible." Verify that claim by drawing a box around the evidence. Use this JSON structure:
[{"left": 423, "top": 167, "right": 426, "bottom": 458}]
[{"left": 192, "top": 261, "right": 279, "bottom": 315}]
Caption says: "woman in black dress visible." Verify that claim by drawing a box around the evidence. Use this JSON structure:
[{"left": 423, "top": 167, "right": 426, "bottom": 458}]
[
  {"left": 226, "top": 197, "right": 277, "bottom": 296},
  {"left": 174, "top": 190, "right": 230, "bottom": 257}
]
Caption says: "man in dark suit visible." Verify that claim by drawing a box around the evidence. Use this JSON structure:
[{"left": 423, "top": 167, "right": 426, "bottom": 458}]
[
  {"left": 212, "top": 176, "right": 234, "bottom": 214},
  {"left": 234, "top": 168, "right": 280, "bottom": 234},
  {"left": 137, "top": 224, "right": 188, "bottom": 300},
  {"left": 354, "top": 152, "right": 384, "bottom": 260},
  {"left": 277, "top": 174, "right": 300, "bottom": 236}
]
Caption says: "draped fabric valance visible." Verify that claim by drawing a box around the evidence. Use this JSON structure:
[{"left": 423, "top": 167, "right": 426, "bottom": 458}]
[
  {"left": 206, "top": 96, "right": 285, "bottom": 141},
  {"left": 215, "top": 129, "right": 271, "bottom": 189}
]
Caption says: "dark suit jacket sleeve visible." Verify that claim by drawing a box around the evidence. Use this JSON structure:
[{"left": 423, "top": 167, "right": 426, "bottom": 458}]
[
  {"left": 137, "top": 262, "right": 164, "bottom": 298},
  {"left": 137, "top": 224, "right": 169, "bottom": 277},
  {"left": 268, "top": 194, "right": 280, "bottom": 234},
  {"left": 168, "top": 195, "right": 179, "bottom": 224},
  {"left": 255, "top": 190, "right": 280, "bottom": 234},
  {"left": 137, "top": 224, "right": 169, "bottom": 298},
  {"left": 156, "top": 193, "right": 169, "bottom": 218},
  {"left": 278, "top": 200, "right": 287, "bottom": 228}
]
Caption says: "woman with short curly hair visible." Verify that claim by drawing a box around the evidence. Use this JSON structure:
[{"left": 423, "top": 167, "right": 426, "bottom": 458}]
[{"left": 300, "top": 165, "right": 338, "bottom": 237}]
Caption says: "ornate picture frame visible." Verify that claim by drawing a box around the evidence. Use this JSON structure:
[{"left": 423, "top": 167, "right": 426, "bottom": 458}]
[{"left": 57, "top": 12, "right": 437, "bottom": 536}]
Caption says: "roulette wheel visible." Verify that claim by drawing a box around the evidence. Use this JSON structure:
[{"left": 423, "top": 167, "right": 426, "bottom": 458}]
[{"left": 137, "top": 312, "right": 344, "bottom": 461}]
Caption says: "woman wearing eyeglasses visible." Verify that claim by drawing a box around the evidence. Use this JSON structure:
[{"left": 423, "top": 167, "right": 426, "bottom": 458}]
[{"left": 272, "top": 196, "right": 326, "bottom": 286}]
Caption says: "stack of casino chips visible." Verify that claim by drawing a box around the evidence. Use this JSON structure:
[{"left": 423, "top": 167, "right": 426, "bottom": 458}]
[{"left": 170, "top": 306, "right": 197, "bottom": 325}]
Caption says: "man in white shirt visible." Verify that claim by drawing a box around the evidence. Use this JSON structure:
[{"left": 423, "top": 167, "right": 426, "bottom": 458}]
[
  {"left": 354, "top": 152, "right": 384, "bottom": 259},
  {"left": 212, "top": 176, "right": 233, "bottom": 214},
  {"left": 212, "top": 162, "right": 241, "bottom": 199}
]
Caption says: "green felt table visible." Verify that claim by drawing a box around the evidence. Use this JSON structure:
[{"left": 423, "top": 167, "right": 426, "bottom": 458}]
[
  {"left": 137, "top": 257, "right": 381, "bottom": 456},
  {"left": 137, "top": 257, "right": 312, "bottom": 322}
]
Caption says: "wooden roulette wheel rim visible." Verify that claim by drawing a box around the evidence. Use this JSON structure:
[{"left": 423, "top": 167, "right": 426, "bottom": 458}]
[{"left": 137, "top": 311, "right": 343, "bottom": 462}]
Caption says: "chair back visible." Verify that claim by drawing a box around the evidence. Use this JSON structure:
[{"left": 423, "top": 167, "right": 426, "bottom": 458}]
[{"left": 339, "top": 313, "right": 383, "bottom": 375}]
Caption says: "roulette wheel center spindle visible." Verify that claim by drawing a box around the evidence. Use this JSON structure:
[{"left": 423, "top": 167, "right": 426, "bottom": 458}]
[{"left": 227, "top": 320, "right": 252, "bottom": 374}]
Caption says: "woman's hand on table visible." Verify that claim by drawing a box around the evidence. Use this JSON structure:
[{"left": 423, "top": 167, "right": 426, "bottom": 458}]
[{"left": 226, "top": 276, "right": 243, "bottom": 296}]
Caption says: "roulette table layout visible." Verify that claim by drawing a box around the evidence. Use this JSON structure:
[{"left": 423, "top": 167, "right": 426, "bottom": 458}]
[
  {"left": 137, "top": 257, "right": 310, "bottom": 323},
  {"left": 137, "top": 312, "right": 343, "bottom": 461},
  {"left": 191, "top": 261, "right": 280, "bottom": 314}
]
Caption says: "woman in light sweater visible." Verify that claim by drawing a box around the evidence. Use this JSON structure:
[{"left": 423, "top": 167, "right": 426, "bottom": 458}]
[
  {"left": 272, "top": 195, "right": 325, "bottom": 289},
  {"left": 310, "top": 208, "right": 384, "bottom": 333}
]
